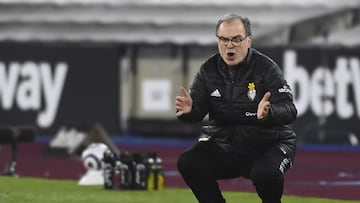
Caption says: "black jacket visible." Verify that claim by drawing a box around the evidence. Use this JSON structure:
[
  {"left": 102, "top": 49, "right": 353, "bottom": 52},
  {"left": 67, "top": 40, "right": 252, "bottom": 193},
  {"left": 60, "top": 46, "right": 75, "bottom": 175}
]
[{"left": 178, "top": 48, "right": 297, "bottom": 159}]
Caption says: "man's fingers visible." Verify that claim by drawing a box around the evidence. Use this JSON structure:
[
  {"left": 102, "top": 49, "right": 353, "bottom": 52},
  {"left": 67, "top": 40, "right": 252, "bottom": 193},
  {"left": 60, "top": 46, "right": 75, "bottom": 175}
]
[
  {"left": 257, "top": 92, "right": 271, "bottom": 119},
  {"left": 176, "top": 86, "right": 192, "bottom": 116},
  {"left": 180, "top": 86, "right": 190, "bottom": 98},
  {"left": 175, "top": 96, "right": 183, "bottom": 102},
  {"left": 175, "top": 110, "right": 184, "bottom": 116},
  {"left": 261, "top": 92, "right": 271, "bottom": 102}
]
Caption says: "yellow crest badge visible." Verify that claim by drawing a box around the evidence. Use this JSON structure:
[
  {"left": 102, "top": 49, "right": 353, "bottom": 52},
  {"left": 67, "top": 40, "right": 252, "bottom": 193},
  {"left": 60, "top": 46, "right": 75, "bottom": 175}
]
[{"left": 247, "top": 82, "right": 256, "bottom": 101}]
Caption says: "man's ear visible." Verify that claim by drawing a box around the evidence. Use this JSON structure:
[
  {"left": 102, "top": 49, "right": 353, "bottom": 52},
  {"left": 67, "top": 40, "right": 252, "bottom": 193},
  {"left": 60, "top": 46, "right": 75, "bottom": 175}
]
[{"left": 247, "top": 36, "right": 252, "bottom": 46}]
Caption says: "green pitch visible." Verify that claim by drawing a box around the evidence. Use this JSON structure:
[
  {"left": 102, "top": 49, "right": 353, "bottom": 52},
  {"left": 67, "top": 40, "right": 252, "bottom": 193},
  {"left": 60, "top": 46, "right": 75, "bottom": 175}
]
[{"left": 0, "top": 176, "right": 358, "bottom": 203}]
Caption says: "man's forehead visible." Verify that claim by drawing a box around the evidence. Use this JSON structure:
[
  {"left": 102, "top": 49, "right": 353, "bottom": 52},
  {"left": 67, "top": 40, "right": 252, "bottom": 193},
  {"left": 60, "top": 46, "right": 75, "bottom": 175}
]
[{"left": 218, "top": 20, "right": 246, "bottom": 36}]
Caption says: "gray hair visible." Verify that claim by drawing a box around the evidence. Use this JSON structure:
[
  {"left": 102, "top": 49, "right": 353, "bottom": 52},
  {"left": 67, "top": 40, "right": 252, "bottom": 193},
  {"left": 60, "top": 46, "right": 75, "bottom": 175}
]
[{"left": 215, "top": 14, "right": 252, "bottom": 37}]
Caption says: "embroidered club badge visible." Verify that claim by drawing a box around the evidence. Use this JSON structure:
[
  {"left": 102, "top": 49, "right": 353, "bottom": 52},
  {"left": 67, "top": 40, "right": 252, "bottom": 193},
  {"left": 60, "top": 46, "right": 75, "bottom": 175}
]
[{"left": 247, "top": 82, "right": 256, "bottom": 101}]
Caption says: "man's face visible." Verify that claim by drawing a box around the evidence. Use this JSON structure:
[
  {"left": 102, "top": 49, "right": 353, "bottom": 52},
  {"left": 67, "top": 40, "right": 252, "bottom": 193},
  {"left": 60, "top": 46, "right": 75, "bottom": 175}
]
[{"left": 217, "top": 19, "right": 251, "bottom": 66}]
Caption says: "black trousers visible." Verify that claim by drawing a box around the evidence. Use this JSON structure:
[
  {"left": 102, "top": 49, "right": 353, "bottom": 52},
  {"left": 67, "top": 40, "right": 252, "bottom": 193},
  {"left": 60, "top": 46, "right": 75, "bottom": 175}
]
[{"left": 177, "top": 140, "right": 295, "bottom": 203}]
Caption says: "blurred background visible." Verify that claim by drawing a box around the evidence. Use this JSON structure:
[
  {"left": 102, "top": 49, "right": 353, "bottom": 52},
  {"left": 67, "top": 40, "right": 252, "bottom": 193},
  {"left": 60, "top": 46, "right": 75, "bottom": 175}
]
[{"left": 0, "top": 0, "right": 360, "bottom": 200}]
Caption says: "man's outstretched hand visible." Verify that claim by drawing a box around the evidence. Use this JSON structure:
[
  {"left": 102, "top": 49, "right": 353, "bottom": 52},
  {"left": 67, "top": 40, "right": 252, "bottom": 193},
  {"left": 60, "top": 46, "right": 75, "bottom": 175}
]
[
  {"left": 175, "top": 87, "right": 193, "bottom": 116},
  {"left": 257, "top": 92, "right": 271, "bottom": 119}
]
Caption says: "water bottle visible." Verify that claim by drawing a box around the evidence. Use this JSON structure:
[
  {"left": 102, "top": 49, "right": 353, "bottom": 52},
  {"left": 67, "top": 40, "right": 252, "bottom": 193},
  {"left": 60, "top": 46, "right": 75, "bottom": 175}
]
[
  {"left": 134, "top": 161, "right": 146, "bottom": 189},
  {"left": 102, "top": 149, "right": 115, "bottom": 190},
  {"left": 113, "top": 160, "right": 122, "bottom": 190},
  {"left": 146, "top": 157, "right": 155, "bottom": 190},
  {"left": 119, "top": 152, "right": 132, "bottom": 189},
  {"left": 154, "top": 157, "right": 164, "bottom": 191}
]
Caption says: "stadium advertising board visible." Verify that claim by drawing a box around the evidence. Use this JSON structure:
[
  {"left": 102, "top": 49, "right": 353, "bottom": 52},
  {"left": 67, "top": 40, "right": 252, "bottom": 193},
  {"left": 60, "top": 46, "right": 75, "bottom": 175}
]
[
  {"left": 261, "top": 47, "right": 360, "bottom": 144},
  {"left": 0, "top": 42, "right": 120, "bottom": 136}
]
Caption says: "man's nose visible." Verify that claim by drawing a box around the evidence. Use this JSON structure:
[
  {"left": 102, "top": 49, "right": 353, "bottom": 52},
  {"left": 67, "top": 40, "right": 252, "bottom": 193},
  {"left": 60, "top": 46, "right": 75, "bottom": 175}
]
[{"left": 226, "top": 42, "right": 234, "bottom": 48}]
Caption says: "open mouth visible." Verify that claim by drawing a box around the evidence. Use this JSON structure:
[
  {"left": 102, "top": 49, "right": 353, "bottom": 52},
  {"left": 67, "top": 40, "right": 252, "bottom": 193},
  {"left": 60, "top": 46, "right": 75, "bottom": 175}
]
[{"left": 227, "top": 52, "right": 235, "bottom": 59}]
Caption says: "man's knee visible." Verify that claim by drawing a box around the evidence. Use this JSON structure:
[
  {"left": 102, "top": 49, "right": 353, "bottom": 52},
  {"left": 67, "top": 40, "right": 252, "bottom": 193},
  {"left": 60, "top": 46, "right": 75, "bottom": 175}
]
[
  {"left": 250, "top": 166, "right": 284, "bottom": 183},
  {"left": 177, "top": 151, "right": 194, "bottom": 174},
  {"left": 177, "top": 150, "right": 207, "bottom": 176}
]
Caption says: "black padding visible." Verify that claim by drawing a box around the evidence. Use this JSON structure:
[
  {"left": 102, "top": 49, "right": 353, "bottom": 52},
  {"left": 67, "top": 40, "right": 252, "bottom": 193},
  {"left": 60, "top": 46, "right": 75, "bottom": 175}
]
[
  {"left": 0, "top": 127, "right": 36, "bottom": 144},
  {"left": 17, "top": 127, "right": 36, "bottom": 143},
  {"left": 0, "top": 128, "right": 15, "bottom": 144}
]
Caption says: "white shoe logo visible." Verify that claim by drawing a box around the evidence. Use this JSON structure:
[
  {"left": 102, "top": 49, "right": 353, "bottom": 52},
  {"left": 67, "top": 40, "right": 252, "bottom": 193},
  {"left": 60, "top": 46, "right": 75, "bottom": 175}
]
[{"left": 210, "top": 89, "right": 221, "bottom": 97}]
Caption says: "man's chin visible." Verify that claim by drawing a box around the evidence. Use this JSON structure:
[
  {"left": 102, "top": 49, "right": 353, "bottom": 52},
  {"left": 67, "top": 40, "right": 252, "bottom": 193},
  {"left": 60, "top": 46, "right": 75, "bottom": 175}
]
[{"left": 225, "top": 59, "right": 239, "bottom": 66}]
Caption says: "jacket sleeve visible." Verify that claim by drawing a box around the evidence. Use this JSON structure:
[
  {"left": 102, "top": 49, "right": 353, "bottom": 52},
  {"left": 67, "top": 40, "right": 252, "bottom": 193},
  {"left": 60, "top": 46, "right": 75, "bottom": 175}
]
[
  {"left": 177, "top": 66, "right": 209, "bottom": 123},
  {"left": 263, "top": 64, "right": 297, "bottom": 126}
]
